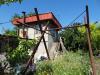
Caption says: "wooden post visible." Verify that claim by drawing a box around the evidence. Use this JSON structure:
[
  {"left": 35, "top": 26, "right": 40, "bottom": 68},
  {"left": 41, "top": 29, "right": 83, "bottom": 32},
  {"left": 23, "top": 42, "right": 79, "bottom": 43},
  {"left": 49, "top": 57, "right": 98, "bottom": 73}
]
[
  {"left": 34, "top": 8, "right": 50, "bottom": 60},
  {"left": 22, "top": 11, "right": 28, "bottom": 39},
  {"left": 22, "top": 12, "right": 26, "bottom": 37},
  {"left": 17, "top": 26, "right": 19, "bottom": 37},
  {"left": 86, "top": 5, "right": 96, "bottom": 75}
]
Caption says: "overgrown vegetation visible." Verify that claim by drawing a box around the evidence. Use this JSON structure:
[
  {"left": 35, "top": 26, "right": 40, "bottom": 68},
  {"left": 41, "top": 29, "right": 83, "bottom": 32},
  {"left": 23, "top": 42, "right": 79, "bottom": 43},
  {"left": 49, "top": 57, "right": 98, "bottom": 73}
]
[
  {"left": 0, "top": 0, "right": 22, "bottom": 5},
  {"left": 12, "top": 12, "right": 36, "bottom": 20},
  {"left": 95, "top": 57, "right": 100, "bottom": 75},
  {"left": 60, "top": 23, "right": 100, "bottom": 55},
  {"left": 6, "top": 39, "right": 37, "bottom": 67},
  {"left": 4, "top": 27, "right": 17, "bottom": 36},
  {"left": 36, "top": 51, "right": 90, "bottom": 75}
]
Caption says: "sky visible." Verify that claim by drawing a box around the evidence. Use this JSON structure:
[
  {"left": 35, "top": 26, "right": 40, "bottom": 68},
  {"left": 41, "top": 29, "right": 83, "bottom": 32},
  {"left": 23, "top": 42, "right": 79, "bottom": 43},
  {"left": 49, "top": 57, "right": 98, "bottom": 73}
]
[{"left": 0, "top": 0, "right": 100, "bottom": 33}]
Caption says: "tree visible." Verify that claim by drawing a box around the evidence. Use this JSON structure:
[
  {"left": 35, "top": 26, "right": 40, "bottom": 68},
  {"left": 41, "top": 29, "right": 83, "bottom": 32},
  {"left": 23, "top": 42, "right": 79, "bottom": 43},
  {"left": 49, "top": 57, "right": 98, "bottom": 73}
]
[
  {"left": 90, "top": 23, "right": 100, "bottom": 55},
  {"left": 0, "top": 0, "right": 22, "bottom": 5},
  {"left": 4, "top": 28, "right": 17, "bottom": 36},
  {"left": 60, "top": 23, "right": 87, "bottom": 51},
  {"left": 7, "top": 39, "right": 37, "bottom": 66},
  {"left": 3, "top": 26, "right": 37, "bottom": 66},
  {"left": 60, "top": 23, "right": 100, "bottom": 53}
]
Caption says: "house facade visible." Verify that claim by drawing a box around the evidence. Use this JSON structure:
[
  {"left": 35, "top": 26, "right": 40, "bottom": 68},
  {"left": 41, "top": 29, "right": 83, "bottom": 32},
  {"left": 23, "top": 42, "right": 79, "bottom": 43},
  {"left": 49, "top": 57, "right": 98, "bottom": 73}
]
[{"left": 12, "top": 12, "right": 62, "bottom": 60}]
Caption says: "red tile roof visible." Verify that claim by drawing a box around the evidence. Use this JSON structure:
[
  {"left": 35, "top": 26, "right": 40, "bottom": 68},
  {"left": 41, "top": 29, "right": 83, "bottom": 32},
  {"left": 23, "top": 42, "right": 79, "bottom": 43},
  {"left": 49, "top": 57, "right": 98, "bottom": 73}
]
[{"left": 12, "top": 12, "right": 62, "bottom": 28}]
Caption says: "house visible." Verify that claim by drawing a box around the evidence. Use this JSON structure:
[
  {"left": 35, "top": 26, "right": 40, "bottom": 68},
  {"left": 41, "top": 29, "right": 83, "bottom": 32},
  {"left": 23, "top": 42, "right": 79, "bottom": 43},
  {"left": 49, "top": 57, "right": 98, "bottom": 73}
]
[{"left": 12, "top": 12, "right": 62, "bottom": 60}]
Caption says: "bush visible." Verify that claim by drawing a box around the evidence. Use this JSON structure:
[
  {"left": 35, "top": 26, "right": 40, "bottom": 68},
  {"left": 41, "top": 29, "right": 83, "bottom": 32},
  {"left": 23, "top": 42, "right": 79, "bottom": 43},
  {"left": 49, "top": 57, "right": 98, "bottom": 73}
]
[{"left": 6, "top": 39, "right": 37, "bottom": 67}]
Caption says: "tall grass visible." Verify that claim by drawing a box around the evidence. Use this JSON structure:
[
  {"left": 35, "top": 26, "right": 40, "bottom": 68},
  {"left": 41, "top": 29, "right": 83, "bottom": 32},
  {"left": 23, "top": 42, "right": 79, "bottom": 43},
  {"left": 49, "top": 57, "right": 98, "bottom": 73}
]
[{"left": 36, "top": 51, "right": 90, "bottom": 75}]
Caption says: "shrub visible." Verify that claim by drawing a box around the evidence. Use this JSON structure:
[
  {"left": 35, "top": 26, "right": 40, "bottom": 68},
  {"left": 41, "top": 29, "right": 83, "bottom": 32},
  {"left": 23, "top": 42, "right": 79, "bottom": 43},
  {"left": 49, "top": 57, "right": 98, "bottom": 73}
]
[{"left": 6, "top": 39, "right": 36, "bottom": 67}]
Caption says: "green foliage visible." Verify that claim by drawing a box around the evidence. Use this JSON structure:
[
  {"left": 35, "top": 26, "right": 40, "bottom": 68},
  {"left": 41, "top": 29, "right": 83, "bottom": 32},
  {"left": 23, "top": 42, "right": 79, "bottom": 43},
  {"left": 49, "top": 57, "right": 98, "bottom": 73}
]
[
  {"left": 0, "top": 0, "right": 22, "bottom": 5},
  {"left": 0, "top": 27, "right": 19, "bottom": 52},
  {"left": 91, "top": 24, "right": 100, "bottom": 50},
  {"left": 90, "top": 24, "right": 100, "bottom": 55},
  {"left": 6, "top": 39, "right": 37, "bottom": 66},
  {"left": 4, "top": 27, "right": 17, "bottom": 36},
  {"left": 3, "top": 25, "right": 37, "bottom": 66},
  {"left": 36, "top": 51, "right": 90, "bottom": 75},
  {"left": 12, "top": 13, "right": 21, "bottom": 19},
  {"left": 27, "top": 12, "right": 36, "bottom": 17},
  {"left": 60, "top": 27, "right": 87, "bottom": 51},
  {"left": 12, "top": 12, "right": 36, "bottom": 20},
  {"left": 60, "top": 23, "right": 100, "bottom": 53}
]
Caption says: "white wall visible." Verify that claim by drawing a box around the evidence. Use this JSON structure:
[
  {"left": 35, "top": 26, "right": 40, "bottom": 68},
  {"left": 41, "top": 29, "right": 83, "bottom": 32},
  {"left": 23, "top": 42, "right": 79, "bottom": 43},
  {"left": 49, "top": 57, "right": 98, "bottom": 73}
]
[
  {"left": 48, "top": 32, "right": 54, "bottom": 50},
  {"left": 18, "top": 24, "right": 58, "bottom": 61},
  {"left": 27, "top": 28, "right": 35, "bottom": 39},
  {"left": 34, "top": 41, "right": 48, "bottom": 62}
]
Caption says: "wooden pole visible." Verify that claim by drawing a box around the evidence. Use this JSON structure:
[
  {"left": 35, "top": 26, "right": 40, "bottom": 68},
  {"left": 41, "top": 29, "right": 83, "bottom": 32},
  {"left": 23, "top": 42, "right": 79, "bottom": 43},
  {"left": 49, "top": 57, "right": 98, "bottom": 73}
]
[
  {"left": 86, "top": 5, "right": 96, "bottom": 75},
  {"left": 34, "top": 8, "right": 50, "bottom": 60},
  {"left": 17, "top": 26, "right": 19, "bottom": 36},
  {"left": 22, "top": 11, "right": 28, "bottom": 39},
  {"left": 22, "top": 11, "right": 26, "bottom": 38}
]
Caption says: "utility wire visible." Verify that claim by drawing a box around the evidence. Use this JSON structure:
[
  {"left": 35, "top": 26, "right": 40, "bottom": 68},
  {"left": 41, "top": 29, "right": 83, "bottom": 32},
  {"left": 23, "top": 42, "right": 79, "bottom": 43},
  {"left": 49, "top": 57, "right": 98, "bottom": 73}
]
[
  {"left": 0, "top": 10, "right": 86, "bottom": 39},
  {"left": 67, "top": 10, "right": 86, "bottom": 27}
]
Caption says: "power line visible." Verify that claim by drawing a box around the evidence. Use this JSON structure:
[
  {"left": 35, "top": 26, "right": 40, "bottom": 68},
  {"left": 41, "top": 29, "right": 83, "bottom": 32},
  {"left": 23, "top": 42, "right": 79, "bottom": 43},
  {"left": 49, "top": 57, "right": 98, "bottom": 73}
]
[
  {"left": 67, "top": 10, "right": 86, "bottom": 27},
  {"left": 0, "top": 10, "right": 86, "bottom": 38}
]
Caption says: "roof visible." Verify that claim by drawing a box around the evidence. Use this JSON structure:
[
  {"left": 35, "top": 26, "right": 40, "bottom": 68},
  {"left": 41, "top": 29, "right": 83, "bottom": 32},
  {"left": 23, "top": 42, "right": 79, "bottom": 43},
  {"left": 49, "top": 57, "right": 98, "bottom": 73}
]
[{"left": 12, "top": 12, "right": 62, "bottom": 28}]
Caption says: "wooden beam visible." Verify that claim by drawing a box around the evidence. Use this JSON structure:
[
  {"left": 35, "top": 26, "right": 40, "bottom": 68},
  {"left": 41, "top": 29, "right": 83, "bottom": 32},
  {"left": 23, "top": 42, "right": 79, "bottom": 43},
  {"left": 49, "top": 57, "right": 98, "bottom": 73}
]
[
  {"left": 22, "top": 21, "right": 49, "bottom": 75},
  {"left": 34, "top": 8, "right": 50, "bottom": 60}
]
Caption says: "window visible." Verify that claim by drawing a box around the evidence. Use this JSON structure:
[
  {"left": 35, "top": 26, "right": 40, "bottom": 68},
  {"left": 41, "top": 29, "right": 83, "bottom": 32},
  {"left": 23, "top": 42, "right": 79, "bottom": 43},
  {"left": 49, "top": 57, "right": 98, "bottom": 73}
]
[
  {"left": 21, "top": 29, "right": 28, "bottom": 38},
  {"left": 34, "top": 25, "right": 40, "bottom": 34}
]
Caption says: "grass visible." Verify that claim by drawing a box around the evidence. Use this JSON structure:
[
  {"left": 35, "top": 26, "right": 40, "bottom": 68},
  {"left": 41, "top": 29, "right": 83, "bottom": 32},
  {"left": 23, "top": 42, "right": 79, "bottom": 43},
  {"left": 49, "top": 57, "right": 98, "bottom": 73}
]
[
  {"left": 95, "top": 57, "right": 100, "bottom": 75},
  {"left": 35, "top": 51, "right": 90, "bottom": 75}
]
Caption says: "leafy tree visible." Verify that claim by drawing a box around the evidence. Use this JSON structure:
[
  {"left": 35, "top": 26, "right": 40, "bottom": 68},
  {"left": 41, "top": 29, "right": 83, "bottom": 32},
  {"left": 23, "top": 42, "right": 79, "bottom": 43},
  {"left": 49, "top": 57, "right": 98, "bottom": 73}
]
[
  {"left": 60, "top": 23, "right": 87, "bottom": 51},
  {"left": 4, "top": 27, "right": 17, "bottom": 36},
  {"left": 0, "top": 27, "right": 19, "bottom": 53},
  {"left": 6, "top": 39, "right": 37, "bottom": 66},
  {"left": 90, "top": 23, "right": 100, "bottom": 55},
  {"left": 3, "top": 26, "right": 37, "bottom": 66},
  {"left": 60, "top": 23, "right": 100, "bottom": 53},
  {"left": 0, "top": 0, "right": 22, "bottom": 5}
]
